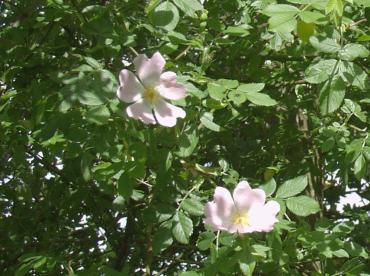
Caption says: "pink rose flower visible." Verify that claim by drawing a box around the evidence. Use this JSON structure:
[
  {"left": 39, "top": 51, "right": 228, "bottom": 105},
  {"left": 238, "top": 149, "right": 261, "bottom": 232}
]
[
  {"left": 204, "top": 181, "right": 280, "bottom": 233},
  {"left": 117, "top": 52, "right": 186, "bottom": 127}
]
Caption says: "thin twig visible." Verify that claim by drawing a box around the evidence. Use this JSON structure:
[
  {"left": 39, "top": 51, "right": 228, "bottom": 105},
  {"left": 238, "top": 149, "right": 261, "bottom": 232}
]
[
  {"left": 175, "top": 45, "right": 191, "bottom": 60},
  {"left": 129, "top": 47, "right": 139, "bottom": 56}
]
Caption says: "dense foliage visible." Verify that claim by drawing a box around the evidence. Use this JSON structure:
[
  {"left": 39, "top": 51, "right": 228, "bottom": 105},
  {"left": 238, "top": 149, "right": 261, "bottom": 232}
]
[{"left": 1, "top": 0, "right": 369, "bottom": 275}]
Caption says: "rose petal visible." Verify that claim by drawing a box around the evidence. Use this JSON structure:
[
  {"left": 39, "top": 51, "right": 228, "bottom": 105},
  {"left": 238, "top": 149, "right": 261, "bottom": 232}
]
[
  {"left": 126, "top": 101, "right": 156, "bottom": 124},
  {"left": 213, "top": 187, "right": 235, "bottom": 220},
  {"left": 134, "top": 52, "right": 165, "bottom": 86},
  {"left": 160, "top": 71, "right": 177, "bottom": 84},
  {"left": 248, "top": 201, "right": 280, "bottom": 232},
  {"left": 117, "top": 70, "right": 144, "bottom": 103},
  {"left": 204, "top": 202, "right": 227, "bottom": 231},
  {"left": 233, "top": 181, "right": 266, "bottom": 211},
  {"left": 228, "top": 224, "right": 255, "bottom": 234},
  {"left": 204, "top": 187, "right": 236, "bottom": 231},
  {"left": 264, "top": 200, "right": 280, "bottom": 216},
  {"left": 156, "top": 73, "right": 186, "bottom": 100},
  {"left": 153, "top": 99, "right": 186, "bottom": 127}
]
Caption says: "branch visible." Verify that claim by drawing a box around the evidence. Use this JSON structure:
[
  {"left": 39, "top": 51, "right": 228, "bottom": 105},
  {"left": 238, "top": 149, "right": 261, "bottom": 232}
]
[{"left": 114, "top": 201, "right": 135, "bottom": 271}]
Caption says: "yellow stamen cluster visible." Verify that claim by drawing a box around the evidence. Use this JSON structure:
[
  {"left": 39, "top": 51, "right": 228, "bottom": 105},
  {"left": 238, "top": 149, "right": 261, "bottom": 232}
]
[
  {"left": 233, "top": 212, "right": 250, "bottom": 226},
  {"left": 143, "top": 87, "right": 160, "bottom": 104}
]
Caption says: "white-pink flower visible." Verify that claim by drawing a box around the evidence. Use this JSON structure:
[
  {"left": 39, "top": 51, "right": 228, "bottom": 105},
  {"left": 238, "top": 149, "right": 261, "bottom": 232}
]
[
  {"left": 117, "top": 52, "right": 186, "bottom": 127},
  {"left": 204, "top": 181, "right": 280, "bottom": 233}
]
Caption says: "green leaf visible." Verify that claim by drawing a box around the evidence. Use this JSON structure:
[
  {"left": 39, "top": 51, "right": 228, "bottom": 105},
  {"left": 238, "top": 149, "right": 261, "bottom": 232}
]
[
  {"left": 149, "top": 1, "right": 180, "bottom": 31},
  {"left": 84, "top": 57, "right": 102, "bottom": 69},
  {"left": 208, "top": 82, "right": 226, "bottom": 100},
  {"left": 81, "top": 153, "right": 92, "bottom": 182},
  {"left": 200, "top": 112, "right": 222, "bottom": 132},
  {"left": 299, "top": 11, "right": 325, "bottom": 23},
  {"left": 268, "top": 15, "right": 297, "bottom": 33},
  {"left": 263, "top": 4, "right": 299, "bottom": 33},
  {"left": 305, "top": 59, "right": 338, "bottom": 84},
  {"left": 260, "top": 178, "right": 277, "bottom": 197},
  {"left": 224, "top": 26, "right": 250, "bottom": 37},
  {"left": 263, "top": 4, "right": 300, "bottom": 16},
  {"left": 168, "top": 31, "right": 188, "bottom": 44},
  {"left": 228, "top": 90, "right": 248, "bottom": 105},
  {"left": 85, "top": 105, "right": 110, "bottom": 125},
  {"left": 297, "top": 20, "right": 315, "bottom": 43},
  {"left": 181, "top": 197, "right": 204, "bottom": 216},
  {"left": 245, "top": 92, "right": 277, "bottom": 106},
  {"left": 339, "top": 43, "right": 370, "bottom": 61},
  {"left": 309, "top": 36, "right": 341, "bottom": 53},
  {"left": 286, "top": 195, "right": 321, "bottom": 216},
  {"left": 172, "top": 0, "right": 203, "bottom": 17},
  {"left": 340, "top": 257, "right": 366, "bottom": 274},
  {"left": 319, "top": 77, "right": 346, "bottom": 115},
  {"left": 172, "top": 211, "right": 193, "bottom": 244},
  {"left": 217, "top": 79, "right": 239, "bottom": 89},
  {"left": 176, "top": 128, "right": 199, "bottom": 157},
  {"left": 238, "top": 83, "right": 265, "bottom": 93},
  {"left": 76, "top": 71, "right": 116, "bottom": 106},
  {"left": 333, "top": 249, "right": 350, "bottom": 258},
  {"left": 326, "top": 0, "right": 344, "bottom": 16},
  {"left": 354, "top": 154, "right": 366, "bottom": 180},
  {"left": 145, "top": 0, "right": 161, "bottom": 14},
  {"left": 276, "top": 175, "right": 308, "bottom": 198},
  {"left": 197, "top": 232, "right": 215, "bottom": 251},
  {"left": 338, "top": 61, "right": 368, "bottom": 90},
  {"left": 118, "top": 173, "right": 136, "bottom": 199},
  {"left": 152, "top": 228, "right": 173, "bottom": 255}
]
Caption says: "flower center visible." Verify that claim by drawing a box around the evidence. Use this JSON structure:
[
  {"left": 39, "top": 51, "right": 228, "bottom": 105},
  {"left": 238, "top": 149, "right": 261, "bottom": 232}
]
[
  {"left": 143, "top": 86, "right": 160, "bottom": 104},
  {"left": 233, "top": 212, "right": 250, "bottom": 226}
]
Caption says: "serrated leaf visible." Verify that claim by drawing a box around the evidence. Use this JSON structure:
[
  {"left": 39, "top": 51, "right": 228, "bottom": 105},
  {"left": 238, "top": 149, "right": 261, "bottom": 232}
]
[
  {"left": 305, "top": 59, "right": 338, "bottom": 84},
  {"left": 263, "top": 4, "right": 299, "bottom": 16},
  {"left": 263, "top": 4, "right": 299, "bottom": 33},
  {"left": 299, "top": 11, "right": 325, "bottom": 23},
  {"left": 268, "top": 15, "right": 297, "bottom": 33},
  {"left": 168, "top": 31, "right": 188, "bottom": 44},
  {"left": 354, "top": 154, "right": 366, "bottom": 180},
  {"left": 276, "top": 175, "right": 308, "bottom": 198},
  {"left": 176, "top": 128, "right": 199, "bottom": 157},
  {"left": 338, "top": 61, "right": 368, "bottom": 90},
  {"left": 172, "top": 211, "right": 193, "bottom": 244},
  {"left": 173, "top": 0, "right": 203, "bottom": 17},
  {"left": 310, "top": 36, "right": 341, "bottom": 53},
  {"left": 245, "top": 92, "right": 277, "bottom": 106},
  {"left": 208, "top": 82, "right": 226, "bottom": 100},
  {"left": 228, "top": 90, "right": 248, "bottom": 105},
  {"left": 224, "top": 26, "right": 250, "bottom": 37},
  {"left": 238, "top": 83, "right": 265, "bottom": 93},
  {"left": 286, "top": 195, "right": 320, "bottom": 216},
  {"left": 339, "top": 43, "right": 370, "bottom": 61},
  {"left": 260, "top": 178, "right": 277, "bottom": 197},
  {"left": 85, "top": 105, "right": 110, "bottom": 125},
  {"left": 326, "top": 0, "right": 344, "bottom": 16},
  {"left": 200, "top": 112, "right": 222, "bottom": 132},
  {"left": 340, "top": 257, "right": 365, "bottom": 274},
  {"left": 319, "top": 77, "right": 346, "bottom": 115},
  {"left": 152, "top": 228, "right": 173, "bottom": 255},
  {"left": 217, "top": 79, "right": 239, "bottom": 89},
  {"left": 181, "top": 197, "right": 204, "bottom": 216}
]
